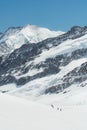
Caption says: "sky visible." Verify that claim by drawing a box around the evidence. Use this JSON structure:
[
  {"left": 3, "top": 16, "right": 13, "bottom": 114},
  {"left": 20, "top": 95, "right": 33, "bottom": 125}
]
[{"left": 0, "top": 0, "right": 87, "bottom": 32}]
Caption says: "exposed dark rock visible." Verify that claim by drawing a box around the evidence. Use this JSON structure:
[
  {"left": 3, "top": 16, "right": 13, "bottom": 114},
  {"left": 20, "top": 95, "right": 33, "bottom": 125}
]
[
  {"left": 16, "top": 76, "right": 31, "bottom": 86},
  {"left": 0, "top": 75, "right": 16, "bottom": 86}
]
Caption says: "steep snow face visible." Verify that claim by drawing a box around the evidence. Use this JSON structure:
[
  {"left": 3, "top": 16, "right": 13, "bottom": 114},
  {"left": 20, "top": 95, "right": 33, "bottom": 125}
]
[
  {"left": 0, "top": 27, "right": 26, "bottom": 56},
  {"left": 0, "top": 25, "right": 63, "bottom": 56}
]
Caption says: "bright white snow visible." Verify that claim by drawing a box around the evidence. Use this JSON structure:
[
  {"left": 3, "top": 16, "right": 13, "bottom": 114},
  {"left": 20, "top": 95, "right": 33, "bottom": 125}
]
[
  {"left": 0, "top": 93, "right": 87, "bottom": 130},
  {"left": 21, "top": 24, "right": 63, "bottom": 43}
]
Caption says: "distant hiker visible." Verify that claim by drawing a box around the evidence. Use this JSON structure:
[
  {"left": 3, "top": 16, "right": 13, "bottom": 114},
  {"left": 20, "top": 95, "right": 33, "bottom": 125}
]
[
  {"left": 57, "top": 107, "right": 59, "bottom": 110},
  {"left": 51, "top": 104, "right": 54, "bottom": 108},
  {"left": 60, "top": 108, "right": 62, "bottom": 111}
]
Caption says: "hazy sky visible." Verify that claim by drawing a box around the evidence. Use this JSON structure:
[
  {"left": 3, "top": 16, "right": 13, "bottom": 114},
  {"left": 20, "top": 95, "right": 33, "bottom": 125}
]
[{"left": 0, "top": 0, "right": 87, "bottom": 32}]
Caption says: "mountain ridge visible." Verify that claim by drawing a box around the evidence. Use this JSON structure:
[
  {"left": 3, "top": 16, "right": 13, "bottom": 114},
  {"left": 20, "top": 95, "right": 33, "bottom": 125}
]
[{"left": 0, "top": 24, "right": 64, "bottom": 56}]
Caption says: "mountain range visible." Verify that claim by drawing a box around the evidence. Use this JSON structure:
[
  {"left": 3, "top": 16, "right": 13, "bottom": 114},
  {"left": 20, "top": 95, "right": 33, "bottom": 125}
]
[{"left": 0, "top": 24, "right": 87, "bottom": 103}]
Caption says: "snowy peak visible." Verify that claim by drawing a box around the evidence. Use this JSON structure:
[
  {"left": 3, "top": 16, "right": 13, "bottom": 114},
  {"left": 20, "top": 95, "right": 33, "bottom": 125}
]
[
  {"left": 20, "top": 24, "right": 63, "bottom": 43},
  {"left": 0, "top": 25, "right": 64, "bottom": 56}
]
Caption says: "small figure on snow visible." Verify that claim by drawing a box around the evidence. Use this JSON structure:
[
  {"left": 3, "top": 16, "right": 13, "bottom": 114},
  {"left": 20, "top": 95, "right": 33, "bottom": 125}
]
[{"left": 51, "top": 104, "right": 54, "bottom": 108}]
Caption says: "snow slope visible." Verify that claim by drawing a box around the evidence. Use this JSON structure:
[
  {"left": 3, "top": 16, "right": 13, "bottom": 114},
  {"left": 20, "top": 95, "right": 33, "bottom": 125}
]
[
  {"left": 37, "top": 83, "right": 87, "bottom": 106},
  {"left": 0, "top": 93, "right": 87, "bottom": 130},
  {"left": 7, "top": 57, "right": 87, "bottom": 98},
  {"left": 33, "top": 34, "right": 87, "bottom": 64}
]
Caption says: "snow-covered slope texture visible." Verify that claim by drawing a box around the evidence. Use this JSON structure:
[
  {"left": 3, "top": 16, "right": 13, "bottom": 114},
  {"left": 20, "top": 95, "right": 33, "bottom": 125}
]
[
  {"left": 0, "top": 25, "right": 63, "bottom": 56},
  {"left": 0, "top": 93, "right": 87, "bottom": 130},
  {"left": 0, "top": 25, "right": 87, "bottom": 98}
]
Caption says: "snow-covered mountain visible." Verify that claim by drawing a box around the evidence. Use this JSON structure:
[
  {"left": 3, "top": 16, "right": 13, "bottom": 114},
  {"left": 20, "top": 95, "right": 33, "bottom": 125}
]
[
  {"left": 1, "top": 25, "right": 87, "bottom": 130},
  {"left": 0, "top": 25, "right": 87, "bottom": 102},
  {"left": 0, "top": 25, "right": 63, "bottom": 56}
]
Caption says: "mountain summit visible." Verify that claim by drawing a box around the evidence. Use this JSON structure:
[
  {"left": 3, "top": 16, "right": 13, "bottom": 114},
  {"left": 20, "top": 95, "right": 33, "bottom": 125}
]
[{"left": 0, "top": 25, "right": 64, "bottom": 56}]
